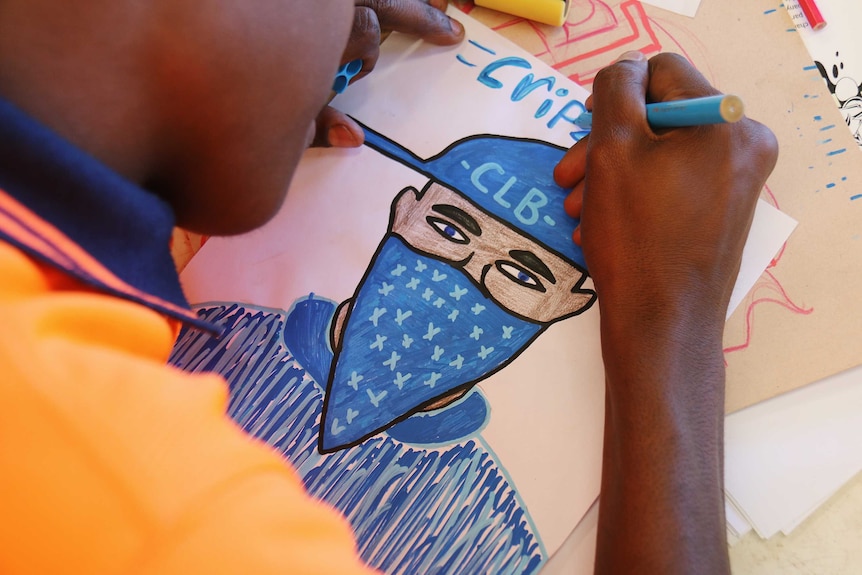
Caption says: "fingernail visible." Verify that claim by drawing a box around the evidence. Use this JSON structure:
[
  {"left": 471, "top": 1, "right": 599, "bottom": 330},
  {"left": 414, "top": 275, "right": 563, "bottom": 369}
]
[
  {"left": 614, "top": 50, "right": 645, "bottom": 63},
  {"left": 328, "top": 124, "right": 362, "bottom": 148}
]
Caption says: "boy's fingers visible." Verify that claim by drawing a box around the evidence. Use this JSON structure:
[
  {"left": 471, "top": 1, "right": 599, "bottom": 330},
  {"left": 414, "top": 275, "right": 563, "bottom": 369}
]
[
  {"left": 572, "top": 225, "right": 582, "bottom": 246},
  {"left": 554, "top": 136, "right": 588, "bottom": 188},
  {"left": 312, "top": 106, "right": 365, "bottom": 148},
  {"left": 563, "top": 181, "right": 584, "bottom": 219},
  {"left": 590, "top": 51, "right": 649, "bottom": 138},
  {"left": 341, "top": 0, "right": 464, "bottom": 84},
  {"left": 645, "top": 52, "right": 720, "bottom": 105},
  {"left": 356, "top": 0, "right": 464, "bottom": 45},
  {"left": 341, "top": 7, "right": 382, "bottom": 80}
]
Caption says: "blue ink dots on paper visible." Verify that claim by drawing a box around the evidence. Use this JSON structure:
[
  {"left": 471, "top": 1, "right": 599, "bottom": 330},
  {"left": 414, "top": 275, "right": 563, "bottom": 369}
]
[{"left": 333, "top": 59, "right": 363, "bottom": 94}]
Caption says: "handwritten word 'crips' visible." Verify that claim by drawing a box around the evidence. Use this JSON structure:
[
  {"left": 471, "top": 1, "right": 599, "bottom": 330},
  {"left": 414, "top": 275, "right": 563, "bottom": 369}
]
[{"left": 457, "top": 40, "right": 589, "bottom": 143}]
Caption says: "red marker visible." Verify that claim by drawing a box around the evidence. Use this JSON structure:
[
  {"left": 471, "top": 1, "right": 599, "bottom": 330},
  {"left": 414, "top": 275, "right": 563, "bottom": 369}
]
[{"left": 799, "top": 0, "right": 827, "bottom": 31}]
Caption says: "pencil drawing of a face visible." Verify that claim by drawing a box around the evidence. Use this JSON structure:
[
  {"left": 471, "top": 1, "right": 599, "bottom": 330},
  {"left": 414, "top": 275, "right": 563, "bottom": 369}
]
[{"left": 318, "top": 134, "right": 596, "bottom": 453}]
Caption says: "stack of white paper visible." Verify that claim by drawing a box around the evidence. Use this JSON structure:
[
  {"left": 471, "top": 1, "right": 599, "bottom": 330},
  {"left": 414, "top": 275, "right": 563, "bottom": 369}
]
[{"left": 724, "top": 363, "right": 862, "bottom": 539}]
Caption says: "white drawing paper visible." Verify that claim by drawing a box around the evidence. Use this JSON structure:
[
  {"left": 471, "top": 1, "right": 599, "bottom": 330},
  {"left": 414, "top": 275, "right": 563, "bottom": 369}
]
[{"left": 174, "top": 11, "right": 794, "bottom": 574}]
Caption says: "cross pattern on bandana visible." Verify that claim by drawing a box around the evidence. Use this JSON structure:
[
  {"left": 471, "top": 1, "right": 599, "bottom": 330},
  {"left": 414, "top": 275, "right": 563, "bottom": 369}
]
[{"left": 322, "top": 236, "right": 542, "bottom": 450}]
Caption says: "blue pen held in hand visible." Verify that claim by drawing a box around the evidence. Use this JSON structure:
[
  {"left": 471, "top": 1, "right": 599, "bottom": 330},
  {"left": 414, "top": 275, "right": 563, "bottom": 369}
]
[{"left": 573, "top": 94, "right": 745, "bottom": 130}]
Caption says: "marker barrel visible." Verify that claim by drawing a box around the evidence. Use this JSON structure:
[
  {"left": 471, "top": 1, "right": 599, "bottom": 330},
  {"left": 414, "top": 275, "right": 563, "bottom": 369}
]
[
  {"left": 573, "top": 94, "right": 745, "bottom": 130},
  {"left": 474, "top": 0, "right": 571, "bottom": 26},
  {"left": 646, "top": 95, "right": 744, "bottom": 128}
]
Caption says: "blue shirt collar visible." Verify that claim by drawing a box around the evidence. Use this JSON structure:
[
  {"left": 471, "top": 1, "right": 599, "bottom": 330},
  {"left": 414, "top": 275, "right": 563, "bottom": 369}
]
[{"left": 0, "top": 96, "right": 219, "bottom": 334}]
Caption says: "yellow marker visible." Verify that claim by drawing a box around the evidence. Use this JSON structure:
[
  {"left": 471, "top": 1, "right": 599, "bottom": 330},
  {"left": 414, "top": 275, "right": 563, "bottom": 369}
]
[{"left": 474, "top": 0, "right": 571, "bottom": 27}]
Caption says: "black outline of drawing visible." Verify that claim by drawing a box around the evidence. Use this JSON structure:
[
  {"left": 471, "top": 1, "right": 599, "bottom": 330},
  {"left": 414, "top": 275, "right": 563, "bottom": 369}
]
[{"left": 318, "top": 127, "right": 596, "bottom": 454}]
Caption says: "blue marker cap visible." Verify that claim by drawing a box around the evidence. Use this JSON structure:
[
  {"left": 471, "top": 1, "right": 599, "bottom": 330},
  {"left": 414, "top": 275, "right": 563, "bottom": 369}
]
[{"left": 332, "top": 59, "right": 363, "bottom": 94}]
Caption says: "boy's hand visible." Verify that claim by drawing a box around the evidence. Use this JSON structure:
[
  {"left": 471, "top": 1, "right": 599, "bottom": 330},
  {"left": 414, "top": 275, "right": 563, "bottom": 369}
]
[
  {"left": 554, "top": 52, "right": 778, "bottom": 330},
  {"left": 555, "top": 52, "right": 778, "bottom": 574},
  {"left": 313, "top": 0, "right": 465, "bottom": 148}
]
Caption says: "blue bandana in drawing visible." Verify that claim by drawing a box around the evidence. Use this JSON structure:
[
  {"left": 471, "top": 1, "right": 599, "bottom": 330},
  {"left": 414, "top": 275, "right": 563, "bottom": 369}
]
[
  {"left": 321, "top": 236, "right": 541, "bottom": 451},
  {"left": 319, "top": 125, "right": 595, "bottom": 453}
]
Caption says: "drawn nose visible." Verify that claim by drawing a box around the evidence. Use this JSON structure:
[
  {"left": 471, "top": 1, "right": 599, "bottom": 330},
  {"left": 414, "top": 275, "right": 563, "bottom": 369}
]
[
  {"left": 459, "top": 258, "right": 493, "bottom": 299},
  {"left": 460, "top": 255, "right": 484, "bottom": 282}
]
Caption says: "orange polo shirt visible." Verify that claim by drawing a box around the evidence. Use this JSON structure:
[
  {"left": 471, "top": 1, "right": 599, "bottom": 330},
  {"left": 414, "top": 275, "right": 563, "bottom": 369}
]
[{"left": 0, "top": 97, "right": 376, "bottom": 574}]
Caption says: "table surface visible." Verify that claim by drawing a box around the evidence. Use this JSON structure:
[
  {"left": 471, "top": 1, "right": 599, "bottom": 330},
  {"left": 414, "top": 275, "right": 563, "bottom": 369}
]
[
  {"left": 537, "top": 470, "right": 862, "bottom": 574},
  {"left": 728, "top": 471, "right": 862, "bottom": 573}
]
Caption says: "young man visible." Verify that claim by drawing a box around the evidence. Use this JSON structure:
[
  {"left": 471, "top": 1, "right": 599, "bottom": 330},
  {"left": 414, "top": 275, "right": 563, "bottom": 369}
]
[{"left": 0, "top": 1, "right": 777, "bottom": 574}]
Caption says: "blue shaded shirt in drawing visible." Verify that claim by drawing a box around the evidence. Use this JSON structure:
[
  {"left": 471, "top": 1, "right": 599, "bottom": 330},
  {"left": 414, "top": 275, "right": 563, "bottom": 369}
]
[
  {"left": 170, "top": 303, "right": 545, "bottom": 575},
  {"left": 320, "top": 127, "right": 596, "bottom": 452}
]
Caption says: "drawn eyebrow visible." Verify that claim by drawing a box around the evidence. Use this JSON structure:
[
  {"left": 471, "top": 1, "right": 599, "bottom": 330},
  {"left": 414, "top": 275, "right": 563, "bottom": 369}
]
[
  {"left": 432, "top": 204, "right": 482, "bottom": 236},
  {"left": 509, "top": 250, "right": 556, "bottom": 284}
]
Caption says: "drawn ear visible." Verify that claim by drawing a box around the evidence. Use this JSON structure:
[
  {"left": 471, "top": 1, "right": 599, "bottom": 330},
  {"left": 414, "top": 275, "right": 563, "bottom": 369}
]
[
  {"left": 330, "top": 298, "right": 353, "bottom": 352},
  {"left": 392, "top": 185, "right": 422, "bottom": 217},
  {"left": 567, "top": 288, "right": 596, "bottom": 315}
]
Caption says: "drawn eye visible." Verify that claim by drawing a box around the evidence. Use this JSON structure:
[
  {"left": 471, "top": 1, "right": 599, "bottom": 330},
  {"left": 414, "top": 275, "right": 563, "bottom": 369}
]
[
  {"left": 427, "top": 217, "right": 468, "bottom": 244},
  {"left": 496, "top": 262, "right": 545, "bottom": 292}
]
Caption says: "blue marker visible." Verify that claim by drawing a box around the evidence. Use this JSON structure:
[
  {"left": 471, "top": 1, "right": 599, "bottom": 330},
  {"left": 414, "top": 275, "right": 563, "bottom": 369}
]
[
  {"left": 332, "top": 59, "right": 363, "bottom": 94},
  {"left": 573, "top": 94, "right": 745, "bottom": 130}
]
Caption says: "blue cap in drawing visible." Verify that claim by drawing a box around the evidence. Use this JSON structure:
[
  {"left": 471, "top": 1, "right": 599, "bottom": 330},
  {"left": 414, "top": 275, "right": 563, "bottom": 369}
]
[{"left": 360, "top": 123, "right": 587, "bottom": 271}]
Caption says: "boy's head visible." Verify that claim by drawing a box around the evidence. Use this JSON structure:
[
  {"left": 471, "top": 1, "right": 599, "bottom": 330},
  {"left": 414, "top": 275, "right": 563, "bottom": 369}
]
[{"left": 0, "top": 0, "right": 354, "bottom": 234}]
